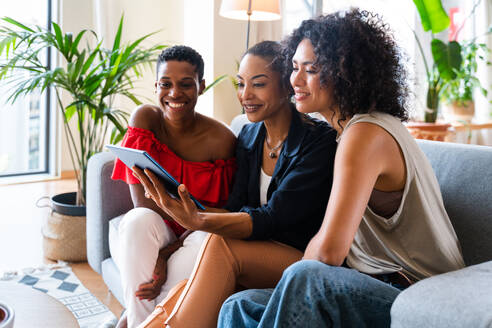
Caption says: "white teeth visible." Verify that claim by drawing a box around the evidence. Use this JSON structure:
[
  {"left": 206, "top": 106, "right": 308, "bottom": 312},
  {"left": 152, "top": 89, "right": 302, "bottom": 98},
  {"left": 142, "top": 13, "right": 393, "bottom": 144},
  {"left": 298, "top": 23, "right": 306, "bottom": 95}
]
[
  {"left": 168, "top": 102, "right": 185, "bottom": 108},
  {"left": 244, "top": 105, "right": 260, "bottom": 110},
  {"left": 296, "top": 92, "right": 308, "bottom": 97}
]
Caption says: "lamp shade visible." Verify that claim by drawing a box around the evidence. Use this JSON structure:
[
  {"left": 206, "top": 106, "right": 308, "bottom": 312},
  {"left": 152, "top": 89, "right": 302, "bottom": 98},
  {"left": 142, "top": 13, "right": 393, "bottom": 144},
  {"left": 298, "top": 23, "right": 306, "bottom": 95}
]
[{"left": 220, "top": 0, "right": 281, "bottom": 21}]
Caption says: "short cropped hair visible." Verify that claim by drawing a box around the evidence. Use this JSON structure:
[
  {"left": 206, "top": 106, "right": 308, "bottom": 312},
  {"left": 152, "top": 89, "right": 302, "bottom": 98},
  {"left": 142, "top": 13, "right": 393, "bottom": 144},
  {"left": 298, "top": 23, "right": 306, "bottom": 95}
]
[{"left": 156, "top": 45, "right": 204, "bottom": 81}]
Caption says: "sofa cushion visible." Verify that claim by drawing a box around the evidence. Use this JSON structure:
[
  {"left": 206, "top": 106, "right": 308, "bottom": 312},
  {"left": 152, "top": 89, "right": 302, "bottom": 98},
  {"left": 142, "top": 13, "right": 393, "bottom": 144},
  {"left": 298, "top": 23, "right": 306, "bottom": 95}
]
[
  {"left": 391, "top": 261, "right": 492, "bottom": 328},
  {"left": 108, "top": 214, "right": 125, "bottom": 268},
  {"left": 417, "top": 140, "right": 492, "bottom": 265}
]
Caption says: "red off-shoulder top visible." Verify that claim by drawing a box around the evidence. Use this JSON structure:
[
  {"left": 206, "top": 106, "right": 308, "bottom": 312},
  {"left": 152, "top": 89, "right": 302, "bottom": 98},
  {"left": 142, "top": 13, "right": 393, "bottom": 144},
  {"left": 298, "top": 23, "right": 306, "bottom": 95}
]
[{"left": 111, "top": 126, "right": 237, "bottom": 236}]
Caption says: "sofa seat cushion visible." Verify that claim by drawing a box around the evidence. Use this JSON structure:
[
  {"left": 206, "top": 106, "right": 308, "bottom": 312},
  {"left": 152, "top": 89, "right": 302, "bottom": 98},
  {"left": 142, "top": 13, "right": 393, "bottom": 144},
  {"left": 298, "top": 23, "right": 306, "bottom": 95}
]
[
  {"left": 391, "top": 261, "right": 492, "bottom": 328},
  {"left": 108, "top": 214, "right": 125, "bottom": 267}
]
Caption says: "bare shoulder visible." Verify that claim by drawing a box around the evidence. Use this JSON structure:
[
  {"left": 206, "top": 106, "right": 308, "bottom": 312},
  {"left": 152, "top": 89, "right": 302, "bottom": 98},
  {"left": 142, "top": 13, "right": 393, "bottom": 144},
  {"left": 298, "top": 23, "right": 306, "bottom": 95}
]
[
  {"left": 338, "top": 122, "right": 395, "bottom": 163},
  {"left": 128, "top": 104, "right": 161, "bottom": 130},
  {"left": 198, "top": 114, "right": 236, "bottom": 159}
]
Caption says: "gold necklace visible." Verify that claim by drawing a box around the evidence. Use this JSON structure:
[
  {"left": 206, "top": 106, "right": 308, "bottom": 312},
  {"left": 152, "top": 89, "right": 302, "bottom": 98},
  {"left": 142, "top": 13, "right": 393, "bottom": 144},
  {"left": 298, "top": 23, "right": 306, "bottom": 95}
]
[{"left": 265, "top": 137, "right": 284, "bottom": 159}]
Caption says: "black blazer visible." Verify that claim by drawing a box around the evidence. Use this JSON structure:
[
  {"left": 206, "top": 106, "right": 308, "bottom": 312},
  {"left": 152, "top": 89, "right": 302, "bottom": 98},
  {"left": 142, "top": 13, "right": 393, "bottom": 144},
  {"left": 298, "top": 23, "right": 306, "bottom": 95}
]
[{"left": 225, "top": 108, "right": 337, "bottom": 251}]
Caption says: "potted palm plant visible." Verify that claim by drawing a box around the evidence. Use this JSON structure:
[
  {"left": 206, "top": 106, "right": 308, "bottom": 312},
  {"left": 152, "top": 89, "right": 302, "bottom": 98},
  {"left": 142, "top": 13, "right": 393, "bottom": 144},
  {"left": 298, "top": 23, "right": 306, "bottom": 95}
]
[{"left": 0, "top": 16, "right": 165, "bottom": 208}]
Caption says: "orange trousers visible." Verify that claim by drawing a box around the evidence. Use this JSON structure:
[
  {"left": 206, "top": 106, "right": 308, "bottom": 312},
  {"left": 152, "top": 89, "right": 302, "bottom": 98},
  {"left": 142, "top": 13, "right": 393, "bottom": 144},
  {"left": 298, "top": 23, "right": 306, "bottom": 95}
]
[{"left": 138, "top": 233, "right": 302, "bottom": 328}]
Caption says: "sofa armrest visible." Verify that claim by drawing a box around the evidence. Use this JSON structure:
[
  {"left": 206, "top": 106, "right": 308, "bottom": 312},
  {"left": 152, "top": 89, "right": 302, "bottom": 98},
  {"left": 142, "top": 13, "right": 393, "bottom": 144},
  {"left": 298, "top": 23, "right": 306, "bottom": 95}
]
[
  {"left": 390, "top": 261, "right": 492, "bottom": 328},
  {"left": 87, "top": 151, "right": 133, "bottom": 274}
]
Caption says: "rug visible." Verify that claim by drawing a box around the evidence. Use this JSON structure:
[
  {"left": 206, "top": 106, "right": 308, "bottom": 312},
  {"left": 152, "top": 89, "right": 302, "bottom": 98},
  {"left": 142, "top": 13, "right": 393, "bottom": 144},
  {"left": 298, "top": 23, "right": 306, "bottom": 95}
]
[{"left": 1, "top": 262, "right": 117, "bottom": 328}]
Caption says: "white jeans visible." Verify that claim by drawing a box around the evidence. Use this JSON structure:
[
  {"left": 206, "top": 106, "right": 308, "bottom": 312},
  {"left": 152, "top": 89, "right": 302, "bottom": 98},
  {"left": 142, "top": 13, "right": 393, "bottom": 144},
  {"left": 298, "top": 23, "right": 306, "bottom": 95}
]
[{"left": 114, "top": 207, "right": 206, "bottom": 328}]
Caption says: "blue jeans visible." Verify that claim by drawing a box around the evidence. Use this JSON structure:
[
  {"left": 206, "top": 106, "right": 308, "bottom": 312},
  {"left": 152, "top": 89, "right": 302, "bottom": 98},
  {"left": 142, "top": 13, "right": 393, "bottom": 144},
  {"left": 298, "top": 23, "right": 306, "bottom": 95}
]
[{"left": 218, "top": 260, "right": 401, "bottom": 328}]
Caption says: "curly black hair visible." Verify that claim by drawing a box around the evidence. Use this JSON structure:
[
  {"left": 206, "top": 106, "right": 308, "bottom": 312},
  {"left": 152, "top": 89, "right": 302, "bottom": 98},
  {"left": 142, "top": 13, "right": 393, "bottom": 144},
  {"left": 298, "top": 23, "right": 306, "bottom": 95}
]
[
  {"left": 157, "top": 45, "right": 204, "bottom": 81},
  {"left": 243, "top": 41, "right": 293, "bottom": 95},
  {"left": 282, "top": 8, "right": 409, "bottom": 122}
]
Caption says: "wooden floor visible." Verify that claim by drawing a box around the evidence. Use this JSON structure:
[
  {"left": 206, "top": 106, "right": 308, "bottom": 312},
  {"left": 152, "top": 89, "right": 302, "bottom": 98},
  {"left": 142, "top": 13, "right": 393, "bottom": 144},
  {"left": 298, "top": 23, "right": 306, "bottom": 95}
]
[{"left": 0, "top": 178, "right": 124, "bottom": 319}]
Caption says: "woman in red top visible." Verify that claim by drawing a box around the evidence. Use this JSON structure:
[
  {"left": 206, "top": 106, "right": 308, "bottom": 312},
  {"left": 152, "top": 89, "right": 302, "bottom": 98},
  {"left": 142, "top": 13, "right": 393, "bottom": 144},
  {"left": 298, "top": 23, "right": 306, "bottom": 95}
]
[{"left": 111, "top": 45, "right": 236, "bottom": 328}]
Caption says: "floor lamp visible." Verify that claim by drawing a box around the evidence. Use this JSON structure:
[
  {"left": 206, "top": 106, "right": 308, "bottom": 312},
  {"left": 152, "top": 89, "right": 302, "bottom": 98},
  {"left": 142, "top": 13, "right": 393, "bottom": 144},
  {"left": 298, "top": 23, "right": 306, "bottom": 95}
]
[{"left": 219, "top": 0, "right": 281, "bottom": 51}]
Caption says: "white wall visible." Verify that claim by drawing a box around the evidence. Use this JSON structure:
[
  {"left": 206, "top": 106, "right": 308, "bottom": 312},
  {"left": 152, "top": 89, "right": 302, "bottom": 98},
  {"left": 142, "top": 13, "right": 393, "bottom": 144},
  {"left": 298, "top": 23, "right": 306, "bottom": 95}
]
[{"left": 58, "top": 0, "right": 96, "bottom": 173}]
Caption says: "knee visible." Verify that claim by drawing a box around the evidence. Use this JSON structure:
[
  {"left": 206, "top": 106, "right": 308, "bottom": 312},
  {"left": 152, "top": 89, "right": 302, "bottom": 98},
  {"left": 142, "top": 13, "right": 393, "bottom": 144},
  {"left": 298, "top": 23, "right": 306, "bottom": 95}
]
[
  {"left": 206, "top": 233, "right": 228, "bottom": 252},
  {"left": 119, "top": 207, "right": 163, "bottom": 240},
  {"left": 282, "top": 260, "right": 348, "bottom": 290},
  {"left": 283, "top": 260, "right": 329, "bottom": 280}
]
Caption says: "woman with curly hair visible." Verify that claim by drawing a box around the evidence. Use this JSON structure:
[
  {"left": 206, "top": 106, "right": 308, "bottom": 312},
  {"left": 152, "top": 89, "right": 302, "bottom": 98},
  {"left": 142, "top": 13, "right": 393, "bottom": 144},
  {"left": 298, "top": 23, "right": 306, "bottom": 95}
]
[{"left": 218, "top": 9, "right": 465, "bottom": 327}]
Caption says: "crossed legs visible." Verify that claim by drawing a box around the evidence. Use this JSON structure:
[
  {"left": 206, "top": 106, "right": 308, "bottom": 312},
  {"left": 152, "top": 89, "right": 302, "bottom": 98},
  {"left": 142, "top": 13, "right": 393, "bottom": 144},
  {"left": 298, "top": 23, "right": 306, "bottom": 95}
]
[{"left": 161, "top": 234, "right": 303, "bottom": 328}]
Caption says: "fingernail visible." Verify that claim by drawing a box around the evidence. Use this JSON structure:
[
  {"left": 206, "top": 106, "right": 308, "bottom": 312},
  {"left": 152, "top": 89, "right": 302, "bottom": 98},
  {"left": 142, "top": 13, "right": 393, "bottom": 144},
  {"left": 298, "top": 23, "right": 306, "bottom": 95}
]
[
  {"left": 152, "top": 274, "right": 159, "bottom": 280},
  {"left": 179, "top": 185, "right": 186, "bottom": 192}
]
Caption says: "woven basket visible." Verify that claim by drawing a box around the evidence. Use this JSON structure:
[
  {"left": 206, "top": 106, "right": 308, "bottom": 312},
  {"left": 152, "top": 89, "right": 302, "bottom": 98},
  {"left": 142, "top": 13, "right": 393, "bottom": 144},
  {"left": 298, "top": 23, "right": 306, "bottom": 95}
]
[{"left": 42, "top": 210, "right": 87, "bottom": 262}]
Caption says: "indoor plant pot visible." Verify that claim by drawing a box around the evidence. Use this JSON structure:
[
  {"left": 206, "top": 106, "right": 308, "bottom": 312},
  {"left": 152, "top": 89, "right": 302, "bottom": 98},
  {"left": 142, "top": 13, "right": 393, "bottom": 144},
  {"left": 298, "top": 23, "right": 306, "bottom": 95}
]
[
  {"left": 405, "top": 121, "right": 452, "bottom": 142},
  {"left": 443, "top": 100, "right": 475, "bottom": 123},
  {"left": 37, "top": 192, "right": 87, "bottom": 261}
]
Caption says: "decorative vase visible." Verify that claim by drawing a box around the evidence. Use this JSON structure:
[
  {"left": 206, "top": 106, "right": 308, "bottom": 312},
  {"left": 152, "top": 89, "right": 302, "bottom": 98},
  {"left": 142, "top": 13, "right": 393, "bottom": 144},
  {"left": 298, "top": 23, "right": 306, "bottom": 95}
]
[
  {"left": 425, "top": 86, "right": 440, "bottom": 123},
  {"left": 443, "top": 100, "right": 475, "bottom": 123},
  {"left": 424, "top": 107, "right": 439, "bottom": 123}
]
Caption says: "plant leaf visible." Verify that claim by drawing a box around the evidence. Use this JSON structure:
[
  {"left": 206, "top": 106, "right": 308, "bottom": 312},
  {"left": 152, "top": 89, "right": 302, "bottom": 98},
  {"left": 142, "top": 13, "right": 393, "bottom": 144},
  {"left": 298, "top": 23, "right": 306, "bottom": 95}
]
[
  {"left": 431, "top": 39, "right": 462, "bottom": 81},
  {"left": 2, "top": 17, "right": 35, "bottom": 32},
  {"left": 111, "top": 15, "right": 124, "bottom": 65},
  {"left": 413, "top": 0, "right": 450, "bottom": 33},
  {"left": 51, "top": 22, "right": 65, "bottom": 55},
  {"left": 71, "top": 29, "right": 86, "bottom": 55},
  {"left": 64, "top": 104, "right": 77, "bottom": 122},
  {"left": 203, "top": 74, "right": 229, "bottom": 93}
]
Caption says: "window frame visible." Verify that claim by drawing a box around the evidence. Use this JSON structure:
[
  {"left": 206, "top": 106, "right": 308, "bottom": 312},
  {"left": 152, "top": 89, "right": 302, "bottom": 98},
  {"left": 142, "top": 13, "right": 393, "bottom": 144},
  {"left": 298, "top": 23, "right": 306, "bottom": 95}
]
[{"left": 0, "top": 0, "right": 52, "bottom": 179}]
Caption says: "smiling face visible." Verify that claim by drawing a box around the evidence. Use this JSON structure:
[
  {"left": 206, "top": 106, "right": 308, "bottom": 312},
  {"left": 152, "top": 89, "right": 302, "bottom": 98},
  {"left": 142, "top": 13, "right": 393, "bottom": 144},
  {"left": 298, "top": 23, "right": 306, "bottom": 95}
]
[
  {"left": 290, "top": 39, "right": 334, "bottom": 117},
  {"left": 236, "top": 54, "right": 288, "bottom": 123},
  {"left": 155, "top": 60, "right": 205, "bottom": 119}
]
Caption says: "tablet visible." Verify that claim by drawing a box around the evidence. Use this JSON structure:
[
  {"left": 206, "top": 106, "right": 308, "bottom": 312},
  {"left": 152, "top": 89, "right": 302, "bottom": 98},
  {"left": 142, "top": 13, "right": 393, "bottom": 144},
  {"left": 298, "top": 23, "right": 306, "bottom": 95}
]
[{"left": 106, "top": 144, "right": 205, "bottom": 210}]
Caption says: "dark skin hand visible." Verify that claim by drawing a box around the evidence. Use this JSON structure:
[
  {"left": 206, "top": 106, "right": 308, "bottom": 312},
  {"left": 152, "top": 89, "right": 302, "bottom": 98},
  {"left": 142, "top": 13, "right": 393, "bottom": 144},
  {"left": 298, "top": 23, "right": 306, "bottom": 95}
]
[
  {"left": 135, "top": 229, "right": 193, "bottom": 301},
  {"left": 132, "top": 166, "right": 252, "bottom": 238},
  {"left": 132, "top": 167, "right": 204, "bottom": 230}
]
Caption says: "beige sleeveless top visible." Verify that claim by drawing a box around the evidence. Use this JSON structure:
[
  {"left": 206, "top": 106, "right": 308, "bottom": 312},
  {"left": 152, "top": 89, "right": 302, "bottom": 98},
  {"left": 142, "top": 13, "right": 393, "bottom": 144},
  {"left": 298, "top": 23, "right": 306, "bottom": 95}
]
[{"left": 341, "top": 113, "right": 465, "bottom": 282}]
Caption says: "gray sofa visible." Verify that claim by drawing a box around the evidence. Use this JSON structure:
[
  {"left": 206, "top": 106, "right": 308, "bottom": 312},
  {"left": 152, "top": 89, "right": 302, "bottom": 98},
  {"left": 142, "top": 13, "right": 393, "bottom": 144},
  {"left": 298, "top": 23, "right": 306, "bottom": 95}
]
[
  {"left": 86, "top": 139, "right": 492, "bottom": 326},
  {"left": 391, "top": 140, "right": 492, "bottom": 327}
]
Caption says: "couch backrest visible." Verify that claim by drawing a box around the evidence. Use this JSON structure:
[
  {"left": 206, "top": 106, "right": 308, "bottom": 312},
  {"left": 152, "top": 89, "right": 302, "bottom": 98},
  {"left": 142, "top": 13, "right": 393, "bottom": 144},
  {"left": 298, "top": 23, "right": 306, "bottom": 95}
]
[{"left": 417, "top": 140, "right": 492, "bottom": 266}]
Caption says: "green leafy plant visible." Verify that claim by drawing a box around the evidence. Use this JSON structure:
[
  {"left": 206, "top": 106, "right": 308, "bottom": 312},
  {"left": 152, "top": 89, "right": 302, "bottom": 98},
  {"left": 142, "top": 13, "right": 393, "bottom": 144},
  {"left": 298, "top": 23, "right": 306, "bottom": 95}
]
[
  {"left": 413, "top": 0, "right": 491, "bottom": 122},
  {"left": 413, "top": 0, "right": 460, "bottom": 122},
  {"left": 0, "top": 16, "right": 165, "bottom": 205},
  {"left": 440, "top": 33, "right": 491, "bottom": 106}
]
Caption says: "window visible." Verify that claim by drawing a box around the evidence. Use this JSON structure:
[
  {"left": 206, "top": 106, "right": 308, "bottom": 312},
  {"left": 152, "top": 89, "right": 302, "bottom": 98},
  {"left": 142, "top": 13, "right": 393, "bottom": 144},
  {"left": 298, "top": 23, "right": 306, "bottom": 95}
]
[
  {"left": 282, "top": 0, "right": 419, "bottom": 115},
  {"left": 0, "top": 0, "right": 51, "bottom": 178}
]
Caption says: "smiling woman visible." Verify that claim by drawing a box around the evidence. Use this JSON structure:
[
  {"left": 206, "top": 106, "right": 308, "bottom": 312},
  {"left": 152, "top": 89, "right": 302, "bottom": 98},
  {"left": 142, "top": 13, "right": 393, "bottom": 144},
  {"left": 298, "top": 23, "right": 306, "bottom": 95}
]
[{"left": 109, "top": 45, "right": 237, "bottom": 328}]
